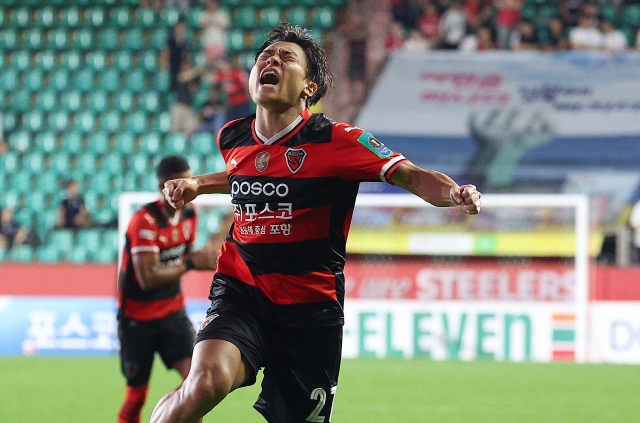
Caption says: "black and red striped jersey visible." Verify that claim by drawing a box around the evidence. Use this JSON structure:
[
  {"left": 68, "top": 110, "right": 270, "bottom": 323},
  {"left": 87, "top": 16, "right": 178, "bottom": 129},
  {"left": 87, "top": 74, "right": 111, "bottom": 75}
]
[
  {"left": 212, "top": 108, "right": 408, "bottom": 326},
  {"left": 118, "top": 200, "right": 197, "bottom": 321}
]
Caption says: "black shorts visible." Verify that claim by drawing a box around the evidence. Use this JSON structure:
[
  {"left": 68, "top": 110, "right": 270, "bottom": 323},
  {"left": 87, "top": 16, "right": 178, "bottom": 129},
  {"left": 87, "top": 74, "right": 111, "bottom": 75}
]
[
  {"left": 118, "top": 308, "right": 196, "bottom": 386},
  {"left": 195, "top": 302, "right": 342, "bottom": 423}
]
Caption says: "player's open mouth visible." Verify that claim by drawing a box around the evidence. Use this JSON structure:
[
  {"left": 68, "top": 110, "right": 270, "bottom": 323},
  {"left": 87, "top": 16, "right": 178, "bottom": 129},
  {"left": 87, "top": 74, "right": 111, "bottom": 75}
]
[{"left": 260, "top": 70, "right": 279, "bottom": 86}]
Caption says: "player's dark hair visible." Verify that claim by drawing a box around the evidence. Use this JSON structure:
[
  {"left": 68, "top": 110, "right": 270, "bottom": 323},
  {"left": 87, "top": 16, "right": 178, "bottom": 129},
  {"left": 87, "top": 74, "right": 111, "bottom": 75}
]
[
  {"left": 157, "top": 155, "right": 190, "bottom": 182},
  {"left": 255, "top": 23, "right": 333, "bottom": 107}
]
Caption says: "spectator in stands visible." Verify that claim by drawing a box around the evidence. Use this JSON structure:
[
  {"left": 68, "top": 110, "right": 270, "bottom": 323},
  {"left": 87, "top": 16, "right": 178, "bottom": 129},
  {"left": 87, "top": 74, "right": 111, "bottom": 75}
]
[
  {"left": 600, "top": 17, "right": 628, "bottom": 51},
  {"left": 417, "top": 3, "right": 441, "bottom": 48},
  {"left": 162, "top": 18, "right": 189, "bottom": 93},
  {"left": 460, "top": 25, "right": 496, "bottom": 51},
  {"left": 170, "top": 59, "right": 201, "bottom": 135},
  {"left": 569, "top": 14, "right": 603, "bottom": 50},
  {"left": 55, "top": 180, "right": 88, "bottom": 230},
  {"left": 544, "top": 17, "right": 569, "bottom": 51},
  {"left": 512, "top": 20, "right": 540, "bottom": 50},
  {"left": 210, "top": 57, "right": 250, "bottom": 122},
  {"left": 495, "top": 0, "right": 524, "bottom": 49},
  {"left": 199, "top": 0, "right": 230, "bottom": 67},
  {"left": 629, "top": 198, "right": 640, "bottom": 263},
  {"left": 393, "top": 0, "right": 425, "bottom": 31},
  {"left": 0, "top": 207, "right": 28, "bottom": 251},
  {"left": 403, "top": 29, "right": 431, "bottom": 52},
  {"left": 438, "top": 0, "right": 467, "bottom": 49},
  {"left": 164, "top": 0, "right": 190, "bottom": 13},
  {"left": 194, "top": 83, "right": 226, "bottom": 135},
  {"left": 385, "top": 21, "right": 406, "bottom": 53},
  {"left": 559, "top": 0, "right": 583, "bottom": 28}
]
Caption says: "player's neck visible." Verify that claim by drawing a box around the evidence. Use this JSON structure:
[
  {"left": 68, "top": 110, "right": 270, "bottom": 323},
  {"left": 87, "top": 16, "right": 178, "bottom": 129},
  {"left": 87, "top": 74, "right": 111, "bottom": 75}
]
[{"left": 255, "top": 104, "right": 306, "bottom": 139}]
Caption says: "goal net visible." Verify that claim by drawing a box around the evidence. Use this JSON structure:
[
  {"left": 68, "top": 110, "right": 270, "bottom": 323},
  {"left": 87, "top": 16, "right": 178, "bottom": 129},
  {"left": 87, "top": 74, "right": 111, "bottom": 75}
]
[{"left": 118, "top": 192, "right": 590, "bottom": 363}]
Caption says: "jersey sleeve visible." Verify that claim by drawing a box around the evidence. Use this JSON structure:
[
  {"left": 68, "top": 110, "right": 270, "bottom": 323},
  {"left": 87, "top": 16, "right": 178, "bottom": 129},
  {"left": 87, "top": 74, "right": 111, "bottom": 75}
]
[
  {"left": 127, "top": 209, "right": 160, "bottom": 256},
  {"left": 331, "top": 123, "right": 409, "bottom": 183}
]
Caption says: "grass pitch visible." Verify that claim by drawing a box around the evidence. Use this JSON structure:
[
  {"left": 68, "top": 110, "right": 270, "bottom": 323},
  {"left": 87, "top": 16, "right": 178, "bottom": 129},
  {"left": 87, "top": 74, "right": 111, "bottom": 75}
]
[{"left": 1, "top": 356, "right": 639, "bottom": 422}]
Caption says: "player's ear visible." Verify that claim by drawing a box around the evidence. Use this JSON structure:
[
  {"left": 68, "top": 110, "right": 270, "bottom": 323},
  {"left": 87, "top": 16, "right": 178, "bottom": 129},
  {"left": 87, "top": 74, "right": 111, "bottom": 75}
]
[{"left": 301, "top": 79, "right": 317, "bottom": 102}]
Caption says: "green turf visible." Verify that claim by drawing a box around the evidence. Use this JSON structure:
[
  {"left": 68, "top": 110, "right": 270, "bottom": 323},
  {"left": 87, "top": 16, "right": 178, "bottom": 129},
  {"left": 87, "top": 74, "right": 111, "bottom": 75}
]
[{"left": 1, "top": 356, "right": 639, "bottom": 422}]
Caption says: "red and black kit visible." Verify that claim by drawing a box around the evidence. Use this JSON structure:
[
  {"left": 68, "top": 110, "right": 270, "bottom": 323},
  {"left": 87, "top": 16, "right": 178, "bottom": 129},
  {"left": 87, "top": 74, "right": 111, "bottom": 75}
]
[
  {"left": 118, "top": 200, "right": 197, "bottom": 321},
  {"left": 210, "top": 109, "right": 408, "bottom": 327}
]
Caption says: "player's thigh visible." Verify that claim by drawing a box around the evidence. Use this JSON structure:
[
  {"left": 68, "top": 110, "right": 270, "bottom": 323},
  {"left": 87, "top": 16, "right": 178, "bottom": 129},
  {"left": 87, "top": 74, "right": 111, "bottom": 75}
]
[
  {"left": 156, "top": 309, "right": 196, "bottom": 370},
  {"left": 256, "top": 325, "right": 342, "bottom": 423},
  {"left": 118, "top": 318, "right": 157, "bottom": 385}
]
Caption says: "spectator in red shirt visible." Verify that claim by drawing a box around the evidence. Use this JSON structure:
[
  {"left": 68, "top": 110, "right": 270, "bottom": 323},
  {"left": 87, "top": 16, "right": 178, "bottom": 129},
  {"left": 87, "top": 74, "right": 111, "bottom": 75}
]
[
  {"left": 417, "top": 3, "right": 441, "bottom": 48},
  {"left": 495, "top": 0, "right": 523, "bottom": 49},
  {"left": 211, "top": 57, "right": 250, "bottom": 122},
  {"left": 385, "top": 21, "right": 406, "bottom": 53}
]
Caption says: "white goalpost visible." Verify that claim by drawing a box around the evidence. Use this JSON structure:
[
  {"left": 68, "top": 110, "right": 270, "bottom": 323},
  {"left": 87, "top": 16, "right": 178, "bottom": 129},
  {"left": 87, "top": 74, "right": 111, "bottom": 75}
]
[{"left": 119, "top": 192, "right": 590, "bottom": 363}]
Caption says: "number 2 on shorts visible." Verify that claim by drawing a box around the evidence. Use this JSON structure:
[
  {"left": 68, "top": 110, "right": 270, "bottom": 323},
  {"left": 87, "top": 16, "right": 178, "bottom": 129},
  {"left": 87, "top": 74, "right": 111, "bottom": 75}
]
[{"left": 306, "top": 385, "right": 337, "bottom": 423}]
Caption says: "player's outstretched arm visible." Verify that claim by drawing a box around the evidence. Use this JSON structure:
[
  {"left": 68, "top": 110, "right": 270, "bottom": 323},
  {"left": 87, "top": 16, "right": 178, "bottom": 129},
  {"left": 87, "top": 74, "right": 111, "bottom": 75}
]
[
  {"left": 163, "top": 171, "right": 230, "bottom": 209},
  {"left": 390, "top": 162, "right": 481, "bottom": 214}
]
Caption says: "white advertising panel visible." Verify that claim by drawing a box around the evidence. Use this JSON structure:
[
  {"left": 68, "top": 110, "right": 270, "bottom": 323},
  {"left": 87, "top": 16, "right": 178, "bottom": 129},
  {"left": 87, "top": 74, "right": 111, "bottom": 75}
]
[{"left": 590, "top": 302, "right": 640, "bottom": 364}]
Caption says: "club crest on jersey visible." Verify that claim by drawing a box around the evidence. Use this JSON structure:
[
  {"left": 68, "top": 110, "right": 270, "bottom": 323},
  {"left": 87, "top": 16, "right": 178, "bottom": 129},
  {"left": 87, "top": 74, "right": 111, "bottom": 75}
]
[
  {"left": 357, "top": 131, "right": 393, "bottom": 158},
  {"left": 200, "top": 313, "right": 219, "bottom": 331},
  {"left": 172, "top": 229, "right": 179, "bottom": 242},
  {"left": 284, "top": 148, "right": 307, "bottom": 174},
  {"left": 255, "top": 151, "right": 270, "bottom": 172}
]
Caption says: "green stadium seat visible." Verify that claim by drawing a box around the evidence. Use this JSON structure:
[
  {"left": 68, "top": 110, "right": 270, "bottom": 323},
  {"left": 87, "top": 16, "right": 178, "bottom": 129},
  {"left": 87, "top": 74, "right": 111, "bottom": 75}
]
[
  {"left": 228, "top": 29, "right": 246, "bottom": 52},
  {"left": 191, "top": 132, "right": 215, "bottom": 155},
  {"left": 75, "top": 68, "right": 95, "bottom": 91},
  {"left": 89, "top": 131, "right": 109, "bottom": 154},
  {"left": 187, "top": 8, "right": 203, "bottom": 29},
  {"left": 110, "top": 7, "right": 131, "bottom": 28},
  {"left": 73, "top": 28, "right": 94, "bottom": 50},
  {"left": 139, "top": 50, "right": 159, "bottom": 72},
  {"left": 99, "top": 68, "right": 121, "bottom": 92},
  {"left": 1, "top": 69, "right": 18, "bottom": 92},
  {"left": 9, "top": 89, "right": 30, "bottom": 113},
  {"left": 77, "top": 152, "right": 97, "bottom": 173},
  {"left": 127, "top": 111, "right": 148, "bottom": 135},
  {"left": 186, "top": 154, "right": 203, "bottom": 174},
  {"left": 259, "top": 7, "right": 282, "bottom": 28},
  {"left": 37, "top": 90, "right": 57, "bottom": 113},
  {"left": 1, "top": 189, "right": 20, "bottom": 210},
  {"left": 115, "top": 91, "right": 134, "bottom": 113},
  {"left": 48, "top": 28, "right": 69, "bottom": 50},
  {"left": 0, "top": 8, "right": 5, "bottom": 28},
  {"left": 250, "top": 30, "right": 267, "bottom": 49},
  {"left": 622, "top": 5, "right": 640, "bottom": 27},
  {"left": 60, "top": 50, "right": 81, "bottom": 71},
  {"left": 62, "top": 131, "right": 83, "bottom": 154},
  {"left": 94, "top": 246, "right": 117, "bottom": 263},
  {"left": 286, "top": 7, "right": 308, "bottom": 27},
  {"left": 25, "top": 152, "right": 44, "bottom": 175},
  {"left": 87, "top": 50, "right": 108, "bottom": 71},
  {"left": 131, "top": 152, "right": 152, "bottom": 174},
  {"left": 35, "top": 208, "right": 58, "bottom": 239},
  {"left": 125, "top": 28, "right": 145, "bottom": 50},
  {"left": 23, "top": 112, "right": 45, "bottom": 133},
  {"left": 125, "top": 69, "right": 146, "bottom": 92},
  {"left": 114, "top": 131, "right": 135, "bottom": 155},
  {"left": 85, "top": 7, "right": 106, "bottom": 27},
  {"left": 136, "top": 7, "right": 158, "bottom": 28},
  {"left": 60, "top": 7, "right": 81, "bottom": 28},
  {"left": 103, "top": 152, "right": 124, "bottom": 174},
  {"left": 11, "top": 7, "right": 30, "bottom": 28},
  {"left": 8, "top": 130, "right": 30, "bottom": 153},
  {"left": 89, "top": 172, "right": 111, "bottom": 194},
  {"left": 25, "top": 189, "right": 46, "bottom": 212},
  {"left": 140, "top": 132, "right": 161, "bottom": 154},
  {"left": 160, "top": 7, "right": 181, "bottom": 27},
  {"left": 154, "top": 112, "right": 172, "bottom": 134},
  {"left": 67, "top": 245, "right": 89, "bottom": 263},
  {"left": 99, "top": 28, "right": 120, "bottom": 50},
  {"left": 37, "top": 170, "right": 60, "bottom": 193},
  {"left": 37, "top": 244, "right": 63, "bottom": 263},
  {"left": 50, "top": 69, "right": 70, "bottom": 91},
  {"left": 9, "top": 245, "right": 34, "bottom": 262},
  {"left": 35, "top": 131, "right": 57, "bottom": 153},
  {"left": 76, "top": 111, "right": 96, "bottom": 133},
  {"left": 235, "top": 7, "right": 256, "bottom": 29},
  {"left": 141, "top": 92, "right": 160, "bottom": 113},
  {"left": 599, "top": 5, "right": 619, "bottom": 26},
  {"left": 34, "top": 7, "right": 55, "bottom": 28},
  {"left": 48, "top": 111, "right": 70, "bottom": 133},
  {"left": 150, "top": 27, "right": 169, "bottom": 50},
  {"left": 50, "top": 151, "right": 71, "bottom": 174},
  {"left": 87, "top": 90, "right": 108, "bottom": 113},
  {"left": 165, "top": 133, "right": 188, "bottom": 155},
  {"left": 1, "top": 28, "right": 18, "bottom": 49},
  {"left": 11, "top": 50, "right": 31, "bottom": 72},
  {"left": 221, "top": 0, "right": 242, "bottom": 7},
  {"left": 102, "top": 110, "right": 122, "bottom": 133},
  {"left": 12, "top": 170, "right": 33, "bottom": 193},
  {"left": 25, "top": 29, "right": 44, "bottom": 50},
  {"left": 26, "top": 69, "right": 45, "bottom": 91},
  {"left": 152, "top": 70, "right": 171, "bottom": 91},
  {"left": 313, "top": 7, "right": 335, "bottom": 29},
  {"left": 77, "top": 228, "right": 103, "bottom": 256},
  {"left": 35, "top": 50, "right": 56, "bottom": 71},
  {"left": 61, "top": 91, "right": 82, "bottom": 113},
  {"left": 2, "top": 112, "right": 18, "bottom": 134},
  {"left": 114, "top": 50, "right": 132, "bottom": 71}
]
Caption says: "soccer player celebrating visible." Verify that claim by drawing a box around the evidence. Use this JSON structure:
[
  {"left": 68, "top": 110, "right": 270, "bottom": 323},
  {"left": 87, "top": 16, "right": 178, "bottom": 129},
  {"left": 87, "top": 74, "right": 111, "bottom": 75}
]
[
  {"left": 152, "top": 24, "right": 481, "bottom": 423},
  {"left": 117, "top": 156, "right": 222, "bottom": 423}
]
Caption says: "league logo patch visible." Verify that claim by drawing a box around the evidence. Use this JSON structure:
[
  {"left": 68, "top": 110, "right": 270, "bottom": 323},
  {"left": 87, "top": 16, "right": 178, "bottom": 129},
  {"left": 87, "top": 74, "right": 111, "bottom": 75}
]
[
  {"left": 200, "top": 313, "right": 219, "bottom": 331},
  {"left": 357, "top": 132, "right": 393, "bottom": 158},
  {"left": 172, "top": 229, "right": 179, "bottom": 242},
  {"left": 285, "top": 148, "right": 307, "bottom": 174},
  {"left": 255, "top": 151, "right": 270, "bottom": 172},
  {"left": 124, "top": 361, "right": 139, "bottom": 378}
]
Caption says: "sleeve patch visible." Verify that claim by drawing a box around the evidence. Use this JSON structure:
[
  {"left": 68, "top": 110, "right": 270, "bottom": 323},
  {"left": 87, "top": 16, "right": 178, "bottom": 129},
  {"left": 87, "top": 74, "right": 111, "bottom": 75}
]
[
  {"left": 139, "top": 229, "right": 157, "bottom": 240},
  {"left": 357, "top": 132, "right": 393, "bottom": 159}
]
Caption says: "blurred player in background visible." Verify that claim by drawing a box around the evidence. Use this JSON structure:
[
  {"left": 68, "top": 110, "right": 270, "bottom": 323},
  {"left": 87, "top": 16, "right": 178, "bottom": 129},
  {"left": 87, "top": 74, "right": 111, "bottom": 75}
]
[
  {"left": 117, "top": 156, "right": 225, "bottom": 423},
  {"left": 151, "top": 23, "right": 482, "bottom": 423}
]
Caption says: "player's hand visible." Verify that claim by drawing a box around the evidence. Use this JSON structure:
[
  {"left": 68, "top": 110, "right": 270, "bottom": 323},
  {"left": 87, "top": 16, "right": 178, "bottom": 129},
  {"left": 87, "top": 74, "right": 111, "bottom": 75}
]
[
  {"left": 450, "top": 184, "right": 481, "bottom": 215},
  {"left": 185, "top": 247, "right": 218, "bottom": 271},
  {"left": 163, "top": 178, "right": 199, "bottom": 209}
]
